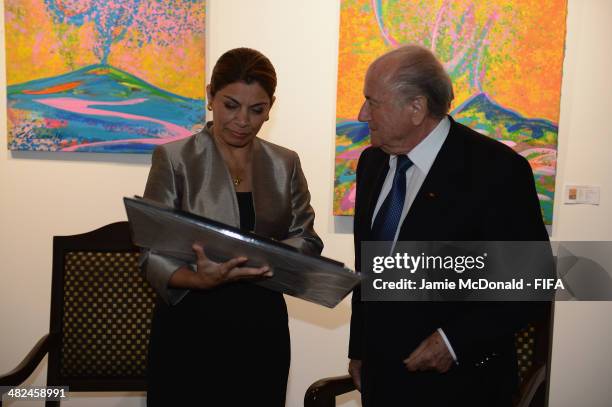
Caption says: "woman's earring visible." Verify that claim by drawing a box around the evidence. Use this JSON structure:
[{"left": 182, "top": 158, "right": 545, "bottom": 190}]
[{"left": 207, "top": 104, "right": 212, "bottom": 111}]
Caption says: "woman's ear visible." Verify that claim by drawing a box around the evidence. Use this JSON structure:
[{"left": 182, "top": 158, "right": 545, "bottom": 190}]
[
  {"left": 206, "top": 84, "right": 213, "bottom": 105},
  {"left": 266, "top": 95, "right": 276, "bottom": 121}
]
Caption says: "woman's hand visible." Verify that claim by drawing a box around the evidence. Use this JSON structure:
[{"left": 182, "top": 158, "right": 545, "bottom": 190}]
[
  {"left": 348, "top": 359, "right": 362, "bottom": 392},
  {"left": 191, "top": 242, "right": 273, "bottom": 289}
]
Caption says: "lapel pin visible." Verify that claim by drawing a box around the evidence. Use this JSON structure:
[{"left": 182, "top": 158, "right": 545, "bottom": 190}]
[{"left": 427, "top": 192, "right": 436, "bottom": 199}]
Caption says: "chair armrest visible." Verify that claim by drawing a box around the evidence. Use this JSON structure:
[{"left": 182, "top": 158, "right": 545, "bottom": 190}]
[
  {"left": 304, "top": 375, "right": 356, "bottom": 407},
  {"left": 514, "top": 363, "right": 546, "bottom": 407},
  {"left": 0, "top": 334, "right": 51, "bottom": 386}
]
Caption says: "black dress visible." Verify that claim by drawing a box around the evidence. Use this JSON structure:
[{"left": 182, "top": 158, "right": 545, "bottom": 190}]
[{"left": 146, "top": 192, "right": 290, "bottom": 406}]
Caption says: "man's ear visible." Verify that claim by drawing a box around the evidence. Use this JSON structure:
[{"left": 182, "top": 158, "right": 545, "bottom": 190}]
[{"left": 409, "top": 96, "right": 428, "bottom": 126}]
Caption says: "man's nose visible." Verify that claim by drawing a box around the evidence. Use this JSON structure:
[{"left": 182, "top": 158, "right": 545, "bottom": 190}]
[{"left": 357, "top": 102, "right": 369, "bottom": 122}]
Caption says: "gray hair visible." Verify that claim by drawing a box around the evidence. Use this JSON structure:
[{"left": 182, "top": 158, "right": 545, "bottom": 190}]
[{"left": 379, "top": 45, "right": 454, "bottom": 118}]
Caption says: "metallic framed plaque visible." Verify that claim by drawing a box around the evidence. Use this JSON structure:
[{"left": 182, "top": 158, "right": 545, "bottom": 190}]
[{"left": 124, "top": 197, "right": 359, "bottom": 308}]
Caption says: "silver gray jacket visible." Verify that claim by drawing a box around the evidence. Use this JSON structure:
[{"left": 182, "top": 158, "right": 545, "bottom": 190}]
[{"left": 141, "top": 124, "right": 323, "bottom": 304}]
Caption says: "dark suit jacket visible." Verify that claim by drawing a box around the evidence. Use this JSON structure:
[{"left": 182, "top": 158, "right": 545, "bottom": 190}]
[
  {"left": 142, "top": 123, "right": 323, "bottom": 304},
  {"left": 349, "top": 117, "right": 549, "bottom": 406}
]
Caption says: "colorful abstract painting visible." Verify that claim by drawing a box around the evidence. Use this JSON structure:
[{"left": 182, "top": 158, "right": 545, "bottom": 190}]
[
  {"left": 5, "top": 0, "right": 205, "bottom": 153},
  {"left": 335, "top": 0, "right": 567, "bottom": 224}
]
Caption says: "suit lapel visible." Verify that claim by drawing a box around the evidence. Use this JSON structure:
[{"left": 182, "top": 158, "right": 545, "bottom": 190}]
[
  {"left": 194, "top": 133, "right": 287, "bottom": 239},
  {"left": 194, "top": 129, "right": 241, "bottom": 228},
  {"left": 364, "top": 150, "right": 390, "bottom": 239},
  {"left": 398, "top": 119, "right": 466, "bottom": 240},
  {"left": 251, "top": 139, "right": 287, "bottom": 239}
]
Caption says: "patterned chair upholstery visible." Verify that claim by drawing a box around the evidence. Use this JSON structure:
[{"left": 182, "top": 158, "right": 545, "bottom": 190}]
[
  {"left": 516, "top": 323, "right": 538, "bottom": 381},
  {"left": 0, "top": 222, "right": 156, "bottom": 406}
]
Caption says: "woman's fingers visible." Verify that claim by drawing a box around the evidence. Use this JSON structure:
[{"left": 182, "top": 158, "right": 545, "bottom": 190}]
[
  {"left": 190, "top": 242, "right": 273, "bottom": 286},
  {"left": 220, "top": 256, "right": 249, "bottom": 273},
  {"left": 192, "top": 242, "right": 209, "bottom": 262},
  {"left": 227, "top": 265, "right": 273, "bottom": 281}
]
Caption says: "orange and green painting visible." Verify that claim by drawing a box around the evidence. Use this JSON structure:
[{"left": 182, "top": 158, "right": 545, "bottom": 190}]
[
  {"left": 334, "top": 0, "right": 567, "bottom": 224},
  {"left": 5, "top": 0, "right": 206, "bottom": 153}
]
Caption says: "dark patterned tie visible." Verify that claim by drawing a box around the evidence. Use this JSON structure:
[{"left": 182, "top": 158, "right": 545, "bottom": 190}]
[{"left": 371, "top": 155, "right": 414, "bottom": 241}]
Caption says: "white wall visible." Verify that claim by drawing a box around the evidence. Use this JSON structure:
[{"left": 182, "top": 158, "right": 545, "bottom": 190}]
[
  {"left": 0, "top": 1, "right": 610, "bottom": 406},
  {"left": 547, "top": 0, "right": 612, "bottom": 406}
]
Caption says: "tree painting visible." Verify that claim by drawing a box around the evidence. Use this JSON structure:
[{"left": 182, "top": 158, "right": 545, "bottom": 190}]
[
  {"left": 5, "top": 0, "right": 206, "bottom": 153},
  {"left": 335, "top": 0, "right": 567, "bottom": 224}
]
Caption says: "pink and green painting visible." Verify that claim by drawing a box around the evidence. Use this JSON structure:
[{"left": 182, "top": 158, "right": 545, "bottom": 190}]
[
  {"left": 335, "top": 0, "right": 567, "bottom": 224},
  {"left": 5, "top": 0, "right": 206, "bottom": 153}
]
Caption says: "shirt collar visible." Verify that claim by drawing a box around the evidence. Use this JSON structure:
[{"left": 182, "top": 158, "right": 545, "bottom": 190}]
[{"left": 389, "top": 116, "right": 450, "bottom": 174}]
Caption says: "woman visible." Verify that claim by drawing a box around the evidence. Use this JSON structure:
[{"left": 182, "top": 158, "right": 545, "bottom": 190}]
[{"left": 141, "top": 48, "right": 323, "bottom": 406}]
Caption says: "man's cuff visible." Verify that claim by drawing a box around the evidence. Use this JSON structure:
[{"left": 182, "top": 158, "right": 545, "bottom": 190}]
[{"left": 437, "top": 328, "right": 458, "bottom": 364}]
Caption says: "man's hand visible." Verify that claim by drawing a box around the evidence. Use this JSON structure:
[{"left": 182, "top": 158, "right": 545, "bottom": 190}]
[
  {"left": 348, "top": 359, "right": 362, "bottom": 392},
  {"left": 403, "top": 331, "right": 453, "bottom": 373}
]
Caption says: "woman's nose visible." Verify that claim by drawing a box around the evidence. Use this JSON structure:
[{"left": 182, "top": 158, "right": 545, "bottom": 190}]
[{"left": 235, "top": 108, "right": 249, "bottom": 126}]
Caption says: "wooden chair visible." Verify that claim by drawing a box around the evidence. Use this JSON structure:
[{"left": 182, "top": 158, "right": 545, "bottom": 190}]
[
  {"left": 305, "top": 303, "right": 554, "bottom": 407},
  {"left": 0, "top": 222, "right": 156, "bottom": 406}
]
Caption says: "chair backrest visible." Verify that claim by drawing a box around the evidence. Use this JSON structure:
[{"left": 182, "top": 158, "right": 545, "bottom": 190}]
[
  {"left": 516, "top": 303, "right": 553, "bottom": 377},
  {"left": 515, "top": 323, "right": 541, "bottom": 383},
  {"left": 305, "top": 303, "right": 555, "bottom": 407},
  {"left": 47, "top": 222, "right": 156, "bottom": 392}
]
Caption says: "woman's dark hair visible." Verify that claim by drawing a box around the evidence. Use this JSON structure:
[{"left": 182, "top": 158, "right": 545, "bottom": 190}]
[{"left": 209, "top": 48, "right": 277, "bottom": 99}]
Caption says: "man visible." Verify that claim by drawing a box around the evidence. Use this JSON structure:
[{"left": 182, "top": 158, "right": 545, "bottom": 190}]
[{"left": 348, "top": 45, "right": 549, "bottom": 406}]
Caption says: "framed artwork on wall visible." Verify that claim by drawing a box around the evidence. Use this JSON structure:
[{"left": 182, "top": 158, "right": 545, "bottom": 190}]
[
  {"left": 5, "top": 0, "right": 206, "bottom": 153},
  {"left": 334, "top": 0, "right": 567, "bottom": 224}
]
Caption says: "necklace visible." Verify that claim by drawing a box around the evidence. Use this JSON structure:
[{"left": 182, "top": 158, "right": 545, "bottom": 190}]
[{"left": 211, "top": 126, "right": 248, "bottom": 187}]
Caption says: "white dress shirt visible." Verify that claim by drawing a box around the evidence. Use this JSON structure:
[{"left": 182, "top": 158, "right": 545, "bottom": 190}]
[
  {"left": 370, "top": 116, "right": 458, "bottom": 362},
  {"left": 371, "top": 116, "right": 450, "bottom": 235}
]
